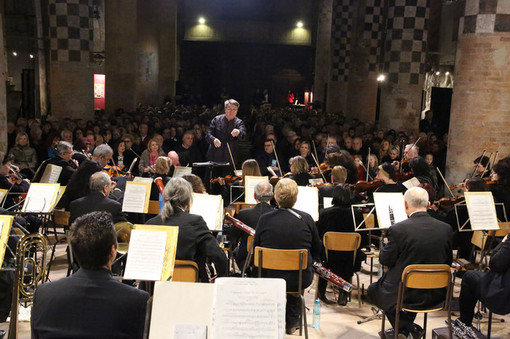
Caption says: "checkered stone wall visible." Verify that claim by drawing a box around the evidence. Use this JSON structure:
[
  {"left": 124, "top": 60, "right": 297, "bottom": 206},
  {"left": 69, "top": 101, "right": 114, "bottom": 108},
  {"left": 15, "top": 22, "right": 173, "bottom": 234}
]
[
  {"left": 49, "top": 0, "right": 93, "bottom": 63},
  {"left": 459, "top": 0, "right": 510, "bottom": 35},
  {"left": 363, "top": 0, "right": 384, "bottom": 73},
  {"left": 331, "top": 0, "right": 353, "bottom": 82},
  {"left": 383, "top": 0, "right": 429, "bottom": 85}
]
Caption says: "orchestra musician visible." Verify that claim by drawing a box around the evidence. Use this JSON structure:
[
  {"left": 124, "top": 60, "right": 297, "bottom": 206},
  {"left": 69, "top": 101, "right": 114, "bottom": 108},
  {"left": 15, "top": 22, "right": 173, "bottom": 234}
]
[
  {"left": 0, "top": 154, "right": 30, "bottom": 210},
  {"left": 205, "top": 99, "right": 246, "bottom": 178},
  {"left": 316, "top": 184, "right": 366, "bottom": 305},
  {"left": 288, "top": 155, "right": 314, "bottom": 186},
  {"left": 318, "top": 165, "right": 348, "bottom": 209},
  {"left": 146, "top": 178, "right": 228, "bottom": 281},
  {"left": 256, "top": 139, "right": 280, "bottom": 177},
  {"left": 489, "top": 157, "right": 510, "bottom": 218},
  {"left": 368, "top": 187, "right": 453, "bottom": 339},
  {"left": 374, "top": 163, "right": 407, "bottom": 194},
  {"left": 252, "top": 178, "right": 321, "bottom": 334},
  {"left": 33, "top": 141, "right": 77, "bottom": 185},
  {"left": 472, "top": 155, "right": 491, "bottom": 179},
  {"left": 181, "top": 173, "right": 207, "bottom": 194}
]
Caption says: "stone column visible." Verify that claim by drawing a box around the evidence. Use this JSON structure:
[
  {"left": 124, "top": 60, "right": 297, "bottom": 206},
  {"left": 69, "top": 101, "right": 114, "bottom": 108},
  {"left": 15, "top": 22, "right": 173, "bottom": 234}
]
[
  {"left": 313, "top": 0, "right": 333, "bottom": 110},
  {"left": 327, "top": 0, "right": 353, "bottom": 113},
  {"left": 156, "top": 0, "right": 178, "bottom": 104},
  {"left": 345, "top": 0, "right": 384, "bottom": 122},
  {"left": 446, "top": 0, "right": 510, "bottom": 184},
  {"left": 48, "top": 0, "right": 101, "bottom": 120},
  {"left": 378, "top": 0, "right": 429, "bottom": 133},
  {"left": 0, "top": 4, "right": 7, "bottom": 153}
]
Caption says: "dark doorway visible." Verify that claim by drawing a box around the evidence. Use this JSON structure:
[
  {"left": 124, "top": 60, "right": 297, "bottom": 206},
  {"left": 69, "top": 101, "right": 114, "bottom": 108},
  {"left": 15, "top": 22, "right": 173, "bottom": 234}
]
[{"left": 430, "top": 87, "right": 452, "bottom": 136}]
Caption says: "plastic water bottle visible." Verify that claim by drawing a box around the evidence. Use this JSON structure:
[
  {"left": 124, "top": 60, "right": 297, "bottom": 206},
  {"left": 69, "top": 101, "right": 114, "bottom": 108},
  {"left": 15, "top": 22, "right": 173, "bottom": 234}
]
[{"left": 312, "top": 299, "right": 321, "bottom": 328}]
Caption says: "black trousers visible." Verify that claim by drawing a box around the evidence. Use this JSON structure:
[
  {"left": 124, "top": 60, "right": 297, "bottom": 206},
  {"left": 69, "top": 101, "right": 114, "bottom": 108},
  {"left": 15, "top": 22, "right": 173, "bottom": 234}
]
[
  {"left": 286, "top": 294, "right": 302, "bottom": 327},
  {"left": 459, "top": 270, "right": 484, "bottom": 326},
  {"left": 367, "top": 283, "right": 417, "bottom": 335}
]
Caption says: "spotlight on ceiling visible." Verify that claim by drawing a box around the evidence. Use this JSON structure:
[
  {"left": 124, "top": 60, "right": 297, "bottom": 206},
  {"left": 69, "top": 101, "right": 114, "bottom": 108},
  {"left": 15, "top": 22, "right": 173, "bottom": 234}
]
[
  {"left": 296, "top": 21, "right": 303, "bottom": 28},
  {"left": 198, "top": 17, "right": 206, "bottom": 24}
]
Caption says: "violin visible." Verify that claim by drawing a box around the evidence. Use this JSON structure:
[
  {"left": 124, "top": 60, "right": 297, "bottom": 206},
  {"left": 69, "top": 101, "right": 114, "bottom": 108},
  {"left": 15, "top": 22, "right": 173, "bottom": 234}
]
[
  {"left": 435, "top": 195, "right": 464, "bottom": 207},
  {"left": 8, "top": 165, "right": 23, "bottom": 184},
  {"left": 351, "top": 179, "right": 384, "bottom": 193},
  {"left": 483, "top": 177, "right": 497, "bottom": 186},
  {"left": 210, "top": 175, "right": 241, "bottom": 185},
  {"left": 103, "top": 166, "right": 123, "bottom": 178},
  {"left": 395, "top": 171, "right": 414, "bottom": 182}
]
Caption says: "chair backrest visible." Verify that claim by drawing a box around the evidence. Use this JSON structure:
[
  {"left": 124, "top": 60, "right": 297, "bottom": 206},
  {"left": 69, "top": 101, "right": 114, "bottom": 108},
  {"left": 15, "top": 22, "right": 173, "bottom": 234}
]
[
  {"left": 172, "top": 260, "right": 199, "bottom": 282},
  {"left": 323, "top": 232, "right": 361, "bottom": 252},
  {"left": 401, "top": 264, "right": 452, "bottom": 290},
  {"left": 53, "top": 210, "right": 70, "bottom": 226},
  {"left": 253, "top": 247, "right": 308, "bottom": 271}
]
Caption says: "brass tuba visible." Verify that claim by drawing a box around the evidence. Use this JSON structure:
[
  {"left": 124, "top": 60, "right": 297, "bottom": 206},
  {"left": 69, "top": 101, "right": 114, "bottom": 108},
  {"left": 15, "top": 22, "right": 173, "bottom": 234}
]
[{"left": 8, "top": 233, "right": 48, "bottom": 339}]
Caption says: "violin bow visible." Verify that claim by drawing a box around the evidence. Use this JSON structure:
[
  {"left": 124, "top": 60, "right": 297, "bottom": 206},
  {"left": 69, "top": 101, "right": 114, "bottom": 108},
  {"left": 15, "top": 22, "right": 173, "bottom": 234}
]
[
  {"left": 312, "top": 140, "right": 320, "bottom": 165},
  {"left": 270, "top": 140, "right": 283, "bottom": 177},
  {"left": 311, "top": 153, "right": 327, "bottom": 183},
  {"left": 436, "top": 167, "right": 455, "bottom": 198},
  {"left": 366, "top": 147, "right": 371, "bottom": 182},
  {"left": 470, "top": 149, "right": 486, "bottom": 178}
]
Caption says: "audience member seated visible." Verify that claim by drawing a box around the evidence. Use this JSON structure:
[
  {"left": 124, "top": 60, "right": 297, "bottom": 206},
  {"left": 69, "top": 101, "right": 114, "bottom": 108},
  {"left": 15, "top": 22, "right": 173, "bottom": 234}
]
[
  {"left": 8, "top": 132, "right": 37, "bottom": 179},
  {"left": 139, "top": 138, "right": 166, "bottom": 176},
  {"left": 252, "top": 178, "right": 321, "bottom": 334},
  {"left": 146, "top": 178, "right": 228, "bottom": 281},
  {"left": 31, "top": 212, "right": 149, "bottom": 339}
]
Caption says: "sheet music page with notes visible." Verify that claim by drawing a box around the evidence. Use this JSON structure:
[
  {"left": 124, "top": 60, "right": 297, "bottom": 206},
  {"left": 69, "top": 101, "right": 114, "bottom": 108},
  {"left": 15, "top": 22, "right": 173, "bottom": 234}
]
[
  {"left": 244, "top": 176, "right": 269, "bottom": 204},
  {"left": 123, "top": 229, "right": 167, "bottom": 281},
  {"left": 173, "top": 166, "right": 192, "bottom": 178},
  {"left": 294, "top": 186, "right": 319, "bottom": 221},
  {"left": 465, "top": 192, "right": 500, "bottom": 230},
  {"left": 22, "top": 183, "right": 59, "bottom": 213},
  {"left": 211, "top": 278, "right": 285, "bottom": 339},
  {"left": 40, "top": 164, "right": 62, "bottom": 183},
  {"left": 373, "top": 192, "right": 407, "bottom": 228},
  {"left": 190, "top": 193, "right": 223, "bottom": 231},
  {"left": 122, "top": 181, "right": 151, "bottom": 213},
  {"left": 0, "top": 215, "right": 14, "bottom": 264}
]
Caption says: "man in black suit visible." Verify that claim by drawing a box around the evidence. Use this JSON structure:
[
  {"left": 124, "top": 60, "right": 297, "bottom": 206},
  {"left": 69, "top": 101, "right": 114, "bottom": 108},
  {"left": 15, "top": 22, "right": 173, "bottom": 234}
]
[
  {"left": 70, "top": 171, "right": 127, "bottom": 224},
  {"left": 253, "top": 178, "right": 322, "bottom": 334},
  {"left": 458, "top": 234, "right": 510, "bottom": 328},
  {"left": 234, "top": 181, "right": 275, "bottom": 270},
  {"left": 31, "top": 212, "right": 149, "bottom": 338},
  {"left": 33, "top": 141, "right": 76, "bottom": 185},
  {"left": 368, "top": 187, "right": 453, "bottom": 339}
]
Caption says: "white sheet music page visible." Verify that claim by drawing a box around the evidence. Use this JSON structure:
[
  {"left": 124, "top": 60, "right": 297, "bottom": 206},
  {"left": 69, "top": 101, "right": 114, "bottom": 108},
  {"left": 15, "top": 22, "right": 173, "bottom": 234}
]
[
  {"left": 173, "top": 324, "right": 206, "bottom": 339},
  {"left": 133, "top": 176, "right": 153, "bottom": 183},
  {"left": 323, "top": 197, "right": 333, "bottom": 209},
  {"left": 22, "top": 184, "right": 58, "bottom": 213},
  {"left": 211, "top": 277, "right": 285, "bottom": 339},
  {"left": 122, "top": 182, "right": 148, "bottom": 213},
  {"left": 40, "top": 164, "right": 62, "bottom": 183},
  {"left": 173, "top": 166, "right": 192, "bottom": 178},
  {"left": 123, "top": 229, "right": 167, "bottom": 281},
  {"left": 244, "top": 176, "right": 269, "bottom": 204},
  {"left": 465, "top": 192, "right": 500, "bottom": 230},
  {"left": 373, "top": 192, "right": 407, "bottom": 228},
  {"left": 0, "top": 221, "right": 3, "bottom": 238},
  {"left": 190, "top": 193, "right": 223, "bottom": 231},
  {"left": 294, "top": 186, "right": 319, "bottom": 221}
]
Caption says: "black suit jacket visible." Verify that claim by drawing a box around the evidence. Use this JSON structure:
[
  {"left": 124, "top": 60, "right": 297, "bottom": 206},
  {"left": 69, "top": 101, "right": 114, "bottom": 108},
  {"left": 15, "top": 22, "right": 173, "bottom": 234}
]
[
  {"left": 370, "top": 211, "right": 453, "bottom": 309},
  {"left": 479, "top": 238, "right": 510, "bottom": 314},
  {"left": 253, "top": 208, "right": 322, "bottom": 291},
  {"left": 33, "top": 156, "right": 76, "bottom": 185},
  {"left": 31, "top": 268, "right": 149, "bottom": 339},
  {"left": 146, "top": 210, "right": 228, "bottom": 279},
  {"left": 234, "top": 203, "right": 275, "bottom": 268},
  {"left": 69, "top": 191, "right": 127, "bottom": 224}
]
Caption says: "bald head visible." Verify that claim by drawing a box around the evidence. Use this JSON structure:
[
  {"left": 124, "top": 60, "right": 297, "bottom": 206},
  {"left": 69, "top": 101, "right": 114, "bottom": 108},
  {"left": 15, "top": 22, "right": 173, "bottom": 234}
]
[{"left": 404, "top": 187, "right": 429, "bottom": 215}]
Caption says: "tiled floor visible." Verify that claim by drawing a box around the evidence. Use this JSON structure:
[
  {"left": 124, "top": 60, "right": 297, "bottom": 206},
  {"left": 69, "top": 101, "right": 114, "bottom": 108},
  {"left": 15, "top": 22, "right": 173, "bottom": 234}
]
[{"left": 2, "top": 242, "right": 509, "bottom": 338}]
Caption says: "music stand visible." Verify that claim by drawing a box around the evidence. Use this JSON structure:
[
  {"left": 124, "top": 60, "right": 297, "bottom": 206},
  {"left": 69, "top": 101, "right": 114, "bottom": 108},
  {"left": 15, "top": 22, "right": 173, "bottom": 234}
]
[{"left": 192, "top": 161, "right": 231, "bottom": 191}]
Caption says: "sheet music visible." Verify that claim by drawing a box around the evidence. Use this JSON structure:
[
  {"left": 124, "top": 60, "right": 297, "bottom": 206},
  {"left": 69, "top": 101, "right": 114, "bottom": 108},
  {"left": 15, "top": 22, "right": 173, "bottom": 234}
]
[
  {"left": 211, "top": 278, "right": 285, "bottom": 339},
  {"left": 122, "top": 182, "right": 150, "bottom": 213},
  {"left": 22, "top": 183, "right": 59, "bottom": 213},
  {"left": 294, "top": 186, "right": 319, "bottom": 221},
  {"left": 173, "top": 324, "right": 206, "bottom": 339},
  {"left": 308, "top": 178, "right": 324, "bottom": 185},
  {"left": 324, "top": 197, "right": 333, "bottom": 209},
  {"left": 173, "top": 166, "right": 192, "bottom": 178},
  {"left": 402, "top": 177, "right": 420, "bottom": 189},
  {"left": 40, "top": 164, "right": 62, "bottom": 183},
  {"left": 0, "top": 215, "right": 13, "bottom": 264},
  {"left": 0, "top": 189, "right": 6, "bottom": 205},
  {"left": 373, "top": 192, "right": 407, "bottom": 228},
  {"left": 190, "top": 193, "right": 223, "bottom": 231},
  {"left": 133, "top": 176, "right": 154, "bottom": 183},
  {"left": 0, "top": 221, "right": 3, "bottom": 239},
  {"left": 244, "top": 176, "right": 269, "bottom": 204},
  {"left": 124, "top": 229, "right": 167, "bottom": 281},
  {"left": 465, "top": 192, "right": 500, "bottom": 230}
]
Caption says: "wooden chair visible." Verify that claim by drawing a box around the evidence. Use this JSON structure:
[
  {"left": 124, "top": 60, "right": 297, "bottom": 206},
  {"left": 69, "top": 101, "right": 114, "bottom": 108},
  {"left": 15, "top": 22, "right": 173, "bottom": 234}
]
[
  {"left": 254, "top": 246, "right": 309, "bottom": 339},
  {"left": 241, "top": 235, "right": 254, "bottom": 277},
  {"left": 148, "top": 200, "right": 160, "bottom": 215},
  {"left": 323, "top": 232, "right": 362, "bottom": 307},
  {"left": 172, "top": 260, "right": 199, "bottom": 282},
  {"left": 381, "top": 264, "right": 454, "bottom": 339}
]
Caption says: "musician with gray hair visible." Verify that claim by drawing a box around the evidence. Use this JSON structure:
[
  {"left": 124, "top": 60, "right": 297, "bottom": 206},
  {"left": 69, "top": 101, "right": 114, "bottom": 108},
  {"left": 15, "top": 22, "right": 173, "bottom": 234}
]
[
  {"left": 233, "top": 181, "right": 275, "bottom": 270},
  {"left": 146, "top": 177, "right": 228, "bottom": 281},
  {"left": 69, "top": 172, "right": 127, "bottom": 225},
  {"left": 33, "top": 141, "right": 76, "bottom": 185},
  {"left": 367, "top": 187, "right": 453, "bottom": 339},
  {"left": 32, "top": 211, "right": 149, "bottom": 338}
]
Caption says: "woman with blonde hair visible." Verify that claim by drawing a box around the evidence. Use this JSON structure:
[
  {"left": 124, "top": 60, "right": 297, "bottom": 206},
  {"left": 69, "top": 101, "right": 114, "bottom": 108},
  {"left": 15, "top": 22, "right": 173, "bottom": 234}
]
[
  {"left": 288, "top": 155, "right": 314, "bottom": 186},
  {"left": 139, "top": 138, "right": 166, "bottom": 175}
]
